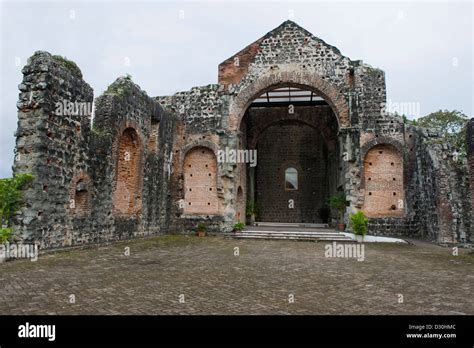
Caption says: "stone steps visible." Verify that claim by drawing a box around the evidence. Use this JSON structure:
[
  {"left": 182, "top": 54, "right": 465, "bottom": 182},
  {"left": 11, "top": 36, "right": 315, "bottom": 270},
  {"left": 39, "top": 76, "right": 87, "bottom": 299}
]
[
  {"left": 228, "top": 225, "right": 353, "bottom": 242},
  {"left": 255, "top": 222, "right": 329, "bottom": 228}
]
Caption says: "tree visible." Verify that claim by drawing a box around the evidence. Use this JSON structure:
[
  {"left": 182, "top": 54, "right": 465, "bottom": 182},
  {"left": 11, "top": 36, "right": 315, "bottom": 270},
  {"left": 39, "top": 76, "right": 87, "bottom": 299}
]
[{"left": 415, "top": 110, "right": 470, "bottom": 154}]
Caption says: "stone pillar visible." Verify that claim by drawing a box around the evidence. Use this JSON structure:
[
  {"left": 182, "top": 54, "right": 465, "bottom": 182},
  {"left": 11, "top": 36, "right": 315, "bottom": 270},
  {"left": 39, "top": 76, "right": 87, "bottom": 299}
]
[
  {"left": 13, "top": 51, "right": 93, "bottom": 248},
  {"left": 467, "top": 119, "right": 474, "bottom": 216}
]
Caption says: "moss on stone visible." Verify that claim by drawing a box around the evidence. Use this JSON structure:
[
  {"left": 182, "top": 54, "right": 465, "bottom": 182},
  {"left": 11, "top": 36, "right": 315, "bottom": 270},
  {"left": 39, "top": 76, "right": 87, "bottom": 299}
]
[
  {"left": 104, "top": 76, "right": 134, "bottom": 97},
  {"left": 52, "top": 55, "right": 82, "bottom": 78},
  {"left": 91, "top": 126, "right": 110, "bottom": 138}
]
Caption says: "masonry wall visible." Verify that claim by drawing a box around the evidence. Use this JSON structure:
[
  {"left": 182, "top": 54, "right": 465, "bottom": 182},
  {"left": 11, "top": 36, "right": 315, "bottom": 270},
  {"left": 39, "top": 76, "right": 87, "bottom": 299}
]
[
  {"left": 217, "top": 21, "right": 386, "bottom": 229},
  {"left": 91, "top": 77, "right": 175, "bottom": 240},
  {"left": 467, "top": 119, "right": 474, "bottom": 216},
  {"left": 401, "top": 126, "right": 472, "bottom": 243},
  {"left": 11, "top": 22, "right": 474, "bottom": 248},
  {"left": 156, "top": 85, "right": 229, "bottom": 234},
  {"left": 12, "top": 53, "right": 176, "bottom": 249},
  {"left": 255, "top": 122, "right": 328, "bottom": 223},
  {"left": 244, "top": 105, "right": 339, "bottom": 223},
  {"left": 13, "top": 51, "right": 94, "bottom": 248}
]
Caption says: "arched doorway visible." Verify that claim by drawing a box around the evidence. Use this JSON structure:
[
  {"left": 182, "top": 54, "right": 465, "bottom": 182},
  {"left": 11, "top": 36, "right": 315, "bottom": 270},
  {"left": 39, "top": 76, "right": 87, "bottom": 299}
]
[
  {"left": 113, "top": 127, "right": 142, "bottom": 216},
  {"left": 239, "top": 85, "right": 341, "bottom": 224}
]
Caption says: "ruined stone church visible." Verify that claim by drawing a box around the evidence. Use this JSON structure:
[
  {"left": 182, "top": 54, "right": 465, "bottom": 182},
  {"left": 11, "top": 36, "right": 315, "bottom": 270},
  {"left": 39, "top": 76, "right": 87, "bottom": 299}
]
[{"left": 12, "top": 21, "right": 474, "bottom": 249}]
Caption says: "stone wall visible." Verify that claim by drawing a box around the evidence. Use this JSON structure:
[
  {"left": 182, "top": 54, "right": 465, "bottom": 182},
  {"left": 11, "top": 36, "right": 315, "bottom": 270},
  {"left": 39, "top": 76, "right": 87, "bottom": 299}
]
[
  {"left": 13, "top": 52, "right": 94, "bottom": 249},
  {"left": 400, "top": 126, "right": 472, "bottom": 243},
  {"left": 12, "top": 54, "right": 176, "bottom": 248},
  {"left": 90, "top": 76, "right": 175, "bottom": 240},
  {"left": 255, "top": 122, "right": 328, "bottom": 223},
  {"left": 467, "top": 119, "right": 474, "bottom": 216}
]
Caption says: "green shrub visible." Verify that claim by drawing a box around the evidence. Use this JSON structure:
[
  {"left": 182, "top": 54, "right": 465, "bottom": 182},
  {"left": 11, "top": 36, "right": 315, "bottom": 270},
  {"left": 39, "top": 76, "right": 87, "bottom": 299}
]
[
  {"left": 245, "top": 201, "right": 260, "bottom": 218},
  {"left": 350, "top": 211, "right": 369, "bottom": 236},
  {"left": 197, "top": 223, "right": 207, "bottom": 231},
  {"left": 233, "top": 222, "right": 245, "bottom": 231},
  {"left": 0, "top": 173, "right": 34, "bottom": 228},
  {"left": 0, "top": 227, "right": 12, "bottom": 244},
  {"left": 328, "top": 192, "right": 347, "bottom": 222}
]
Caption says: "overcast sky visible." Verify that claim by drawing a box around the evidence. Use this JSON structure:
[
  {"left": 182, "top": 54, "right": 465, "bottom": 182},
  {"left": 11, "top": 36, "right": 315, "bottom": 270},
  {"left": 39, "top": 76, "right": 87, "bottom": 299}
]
[{"left": 0, "top": 0, "right": 472, "bottom": 178}]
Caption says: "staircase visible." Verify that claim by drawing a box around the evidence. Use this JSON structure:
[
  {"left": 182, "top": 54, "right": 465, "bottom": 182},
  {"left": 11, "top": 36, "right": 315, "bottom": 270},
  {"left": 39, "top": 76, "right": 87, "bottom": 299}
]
[{"left": 229, "top": 222, "right": 354, "bottom": 242}]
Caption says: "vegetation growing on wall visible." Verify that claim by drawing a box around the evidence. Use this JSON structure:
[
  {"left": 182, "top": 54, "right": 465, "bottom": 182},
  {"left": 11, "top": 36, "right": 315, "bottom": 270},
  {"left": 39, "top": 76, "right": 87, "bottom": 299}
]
[
  {"left": 52, "top": 54, "right": 82, "bottom": 78},
  {"left": 0, "top": 173, "right": 34, "bottom": 243}
]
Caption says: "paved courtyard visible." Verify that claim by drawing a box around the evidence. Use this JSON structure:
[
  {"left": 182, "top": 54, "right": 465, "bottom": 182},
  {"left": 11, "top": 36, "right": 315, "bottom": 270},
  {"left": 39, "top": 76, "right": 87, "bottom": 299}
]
[{"left": 0, "top": 235, "right": 473, "bottom": 315}]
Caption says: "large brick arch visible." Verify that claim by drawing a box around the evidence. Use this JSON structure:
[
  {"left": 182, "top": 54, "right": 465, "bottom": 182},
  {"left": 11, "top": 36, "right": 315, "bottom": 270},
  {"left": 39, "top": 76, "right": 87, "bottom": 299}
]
[
  {"left": 362, "top": 143, "right": 405, "bottom": 218},
  {"left": 360, "top": 136, "right": 405, "bottom": 164},
  {"left": 229, "top": 70, "right": 350, "bottom": 131},
  {"left": 113, "top": 127, "right": 143, "bottom": 216},
  {"left": 183, "top": 146, "right": 219, "bottom": 215}
]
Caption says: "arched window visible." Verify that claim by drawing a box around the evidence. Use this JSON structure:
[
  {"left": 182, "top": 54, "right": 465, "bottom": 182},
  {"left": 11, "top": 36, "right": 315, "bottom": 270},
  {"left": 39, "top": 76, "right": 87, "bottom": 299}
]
[
  {"left": 363, "top": 144, "right": 404, "bottom": 217},
  {"left": 285, "top": 167, "right": 298, "bottom": 190},
  {"left": 113, "top": 127, "right": 142, "bottom": 216},
  {"left": 183, "top": 147, "right": 219, "bottom": 215}
]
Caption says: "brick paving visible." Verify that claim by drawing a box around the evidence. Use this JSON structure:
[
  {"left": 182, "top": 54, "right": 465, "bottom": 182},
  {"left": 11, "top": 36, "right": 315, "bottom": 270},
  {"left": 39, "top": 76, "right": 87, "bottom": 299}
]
[{"left": 0, "top": 235, "right": 473, "bottom": 315}]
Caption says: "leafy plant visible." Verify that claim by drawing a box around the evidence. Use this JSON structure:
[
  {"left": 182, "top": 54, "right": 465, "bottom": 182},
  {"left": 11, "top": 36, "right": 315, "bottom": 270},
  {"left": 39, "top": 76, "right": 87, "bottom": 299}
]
[
  {"left": 0, "top": 173, "right": 34, "bottom": 229},
  {"left": 245, "top": 201, "right": 260, "bottom": 218},
  {"left": 0, "top": 228, "right": 13, "bottom": 244},
  {"left": 350, "top": 211, "right": 369, "bottom": 236},
  {"left": 197, "top": 223, "right": 207, "bottom": 231},
  {"left": 233, "top": 222, "right": 245, "bottom": 231},
  {"left": 328, "top": 192, "right": 347, "bottom": 223}
]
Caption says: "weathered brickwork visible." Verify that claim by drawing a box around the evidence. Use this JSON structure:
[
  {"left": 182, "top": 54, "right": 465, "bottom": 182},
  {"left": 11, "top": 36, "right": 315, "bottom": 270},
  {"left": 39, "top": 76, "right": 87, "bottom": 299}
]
[
  {"left": 183, "top": 147, "right": 219, "bottom": 215},
  {"left": 11, "top": 21, "right": 473, "bottom": 249},
  {"left": 246, "top": 105, "right": 339, "bottom": 223},
  {"left": 256, "top": 122, "right": 327, "bottom": 223},
  {"left": 113, "top": 127, "right": 142, "bottom": 216},
  {"left": 362, "top": 144, "right": 404, "bottom": 217}
]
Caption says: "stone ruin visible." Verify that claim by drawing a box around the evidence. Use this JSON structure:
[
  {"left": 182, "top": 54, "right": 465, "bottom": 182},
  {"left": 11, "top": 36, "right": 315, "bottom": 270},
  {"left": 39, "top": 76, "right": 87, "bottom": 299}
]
[{"left": 11, "top": 21, "right": 474, "bottom": 250}]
